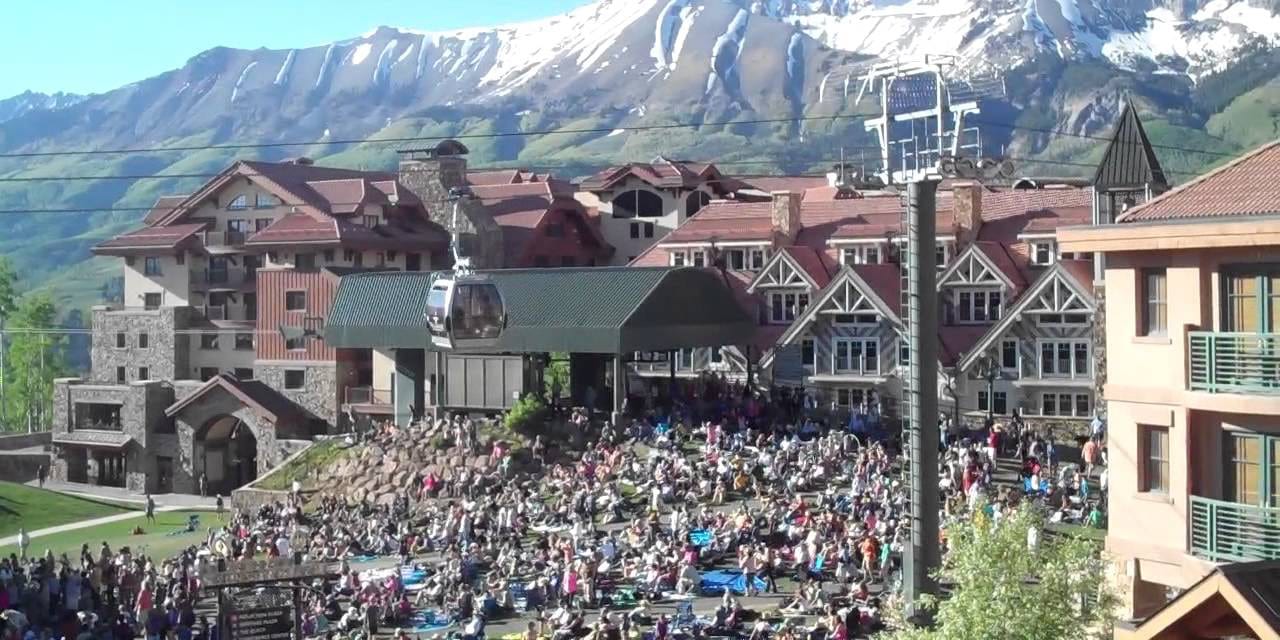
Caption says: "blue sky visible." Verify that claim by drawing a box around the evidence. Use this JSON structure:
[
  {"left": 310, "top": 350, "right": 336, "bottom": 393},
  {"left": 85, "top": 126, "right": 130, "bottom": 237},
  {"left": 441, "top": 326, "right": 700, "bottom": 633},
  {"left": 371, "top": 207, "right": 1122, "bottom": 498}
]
[{"left": 2, "top": 0, "right": 589, "bottom": 98}]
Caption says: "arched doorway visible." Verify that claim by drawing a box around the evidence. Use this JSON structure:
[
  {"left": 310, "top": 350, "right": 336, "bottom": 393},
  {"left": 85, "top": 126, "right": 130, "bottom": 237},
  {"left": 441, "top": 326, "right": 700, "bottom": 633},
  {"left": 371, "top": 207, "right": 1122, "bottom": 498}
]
[{"left": 198, "top": 415, "right": 258, "bottom": 496}]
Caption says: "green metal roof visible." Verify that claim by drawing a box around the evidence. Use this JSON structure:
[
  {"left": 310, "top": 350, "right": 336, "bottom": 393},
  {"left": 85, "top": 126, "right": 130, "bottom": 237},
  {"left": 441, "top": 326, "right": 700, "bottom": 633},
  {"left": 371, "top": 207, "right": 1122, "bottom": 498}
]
[{"left": 324, "top": 267, "right": 757, "bottom": 354}]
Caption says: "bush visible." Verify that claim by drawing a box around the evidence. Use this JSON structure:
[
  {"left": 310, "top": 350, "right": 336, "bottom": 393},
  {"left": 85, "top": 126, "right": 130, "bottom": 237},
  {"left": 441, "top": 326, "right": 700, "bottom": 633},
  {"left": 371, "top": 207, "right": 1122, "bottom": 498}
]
[{"left": 505, "top": 393, "right": 547, "bottom": 434}]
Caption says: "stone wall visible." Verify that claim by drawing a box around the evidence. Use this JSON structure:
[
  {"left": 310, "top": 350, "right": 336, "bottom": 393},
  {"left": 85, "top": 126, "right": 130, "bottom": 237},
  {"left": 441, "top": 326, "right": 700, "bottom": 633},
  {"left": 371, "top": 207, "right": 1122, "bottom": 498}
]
[
  {"left": 398, "top": 155, "right": 505, "bottom": 269},
  {"left": 173, "top": 392, "right": 279, "bottom": 477},
  {"left": 50, "top": 379, "right": 175, "bottom": 492},
  {"left": 1092, "top": 282, "right": 1108, "bottom": 419},
  {"left": 0, "top": 453, "right": 49, "bottom": 482},
  {"left": 255, "top": 363, "right": 338, "bottom": 427},
  {"left": 90, "top": 306, "right": 194, "bottom": 383},
  {"left": 0, "top": 431, "right": 51, "bottom": 451}
]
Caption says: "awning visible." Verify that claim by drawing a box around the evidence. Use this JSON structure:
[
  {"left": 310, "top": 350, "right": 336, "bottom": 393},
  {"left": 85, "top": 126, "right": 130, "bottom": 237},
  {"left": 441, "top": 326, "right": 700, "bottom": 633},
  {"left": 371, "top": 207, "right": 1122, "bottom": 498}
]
[
  {"left": 324, "top": 266, "right": 758, "bottom": 354},
  {"left": 53, "top": 431, "right": 136, "bottom": 449}
]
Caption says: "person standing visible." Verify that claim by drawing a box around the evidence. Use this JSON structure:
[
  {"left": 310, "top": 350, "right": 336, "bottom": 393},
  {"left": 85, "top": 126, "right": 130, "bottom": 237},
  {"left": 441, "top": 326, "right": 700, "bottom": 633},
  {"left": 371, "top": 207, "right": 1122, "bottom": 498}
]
[
  {"left": 17, "top": 527, "right": 29, "bottom": 559},
  {"left": 37, "top": 464, "right": 47, "bottom": 488},
  {"left": 145, "top": 494, "right": 156, "bottom": 526},
  {"left": 198, "top": 473, "right": 207, "bottom": 498}
]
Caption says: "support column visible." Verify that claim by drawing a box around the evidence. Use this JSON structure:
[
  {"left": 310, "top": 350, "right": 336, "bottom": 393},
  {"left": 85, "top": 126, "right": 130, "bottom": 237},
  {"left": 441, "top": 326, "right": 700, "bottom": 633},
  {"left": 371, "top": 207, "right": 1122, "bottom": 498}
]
[
  {"left": 668, "top": 350, "right": 677, "bottom": 411},
  {"left": 903, "top": 179, "right": 940, "bottom": 619},
  {"left": 611, "top": 355, "right": 626, "bottom": 426}
]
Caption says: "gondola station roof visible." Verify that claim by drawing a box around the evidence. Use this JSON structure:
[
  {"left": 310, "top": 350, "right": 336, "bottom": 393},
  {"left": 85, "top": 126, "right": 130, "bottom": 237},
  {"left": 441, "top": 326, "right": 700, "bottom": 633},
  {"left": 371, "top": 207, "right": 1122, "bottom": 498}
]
[{"left": 324, "top": 267, "right": 758, "bottom": 354}]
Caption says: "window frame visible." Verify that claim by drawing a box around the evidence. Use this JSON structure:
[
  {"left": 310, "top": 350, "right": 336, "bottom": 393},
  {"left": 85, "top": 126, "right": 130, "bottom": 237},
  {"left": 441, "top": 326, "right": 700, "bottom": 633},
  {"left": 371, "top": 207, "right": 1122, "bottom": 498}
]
[
  {"left": 1139, "top": 425, "right": 1170, "bottom": 494},
  {"left": 234, "top": 333, "right": 254, "bottom": 351},
  {"left": 200, "top": 333, "right": 220, "bottom": 350},
  {"left": 768, "top": 291, "right": 810, "bottom": 324},
  {"left": 1030, "top": 241, "right": 1056, "bottom": 266},
  {"left": 138, "top": 367, "right": 149, "bottom": 381},
  {"left": 977, "top": 390, "right": 1009, "bottom": 415},
  {"left": 254, "top": 193, "right": 276, "bottom": 209},
  {"left": 670, "top": 252, "right": 686, "bottom": 267},
  {"left": 284, "top": 290, "right": 307, "bottom": 312},
  {"left": 1000, "top": 339, "right": 1019, "bottom": 372},
  {"left": 143, "top": 256, "right": 162, "bottom": 276},
  {"left": 116, "top": 367, "right": 126, "bottom": 384},
  {"left": 1140, "top": 267, "right": 1168, "bottom": 337},
  {"left": 115, "top": 333, "right": 126, "bottom": 349},
  {"left": 832, "top": 313, "right": 879, "bottom": 327},
  {"left": 801, "top": 337, "right": 816, "bottom": 374},
  {"left": 226, "top": 195, "right": 248, "bottom": 211},
  {"left": 138, "top": 332, "right": 150, "bottom": 349},
  {"left": 283, "top": 369, "right": 306, "bottom": 390},
  {"left": 955, "top": 288, "right": 1002, "bottom": 324},
  {"left": 831, "top": 337, "right": 880, "bottom": 375},
  {"left": 1039, "top": 392, "right": 1091, "bottom": 417},
  {"left": 1037, "top": 339, "right": 1091, "bottom": 378}
]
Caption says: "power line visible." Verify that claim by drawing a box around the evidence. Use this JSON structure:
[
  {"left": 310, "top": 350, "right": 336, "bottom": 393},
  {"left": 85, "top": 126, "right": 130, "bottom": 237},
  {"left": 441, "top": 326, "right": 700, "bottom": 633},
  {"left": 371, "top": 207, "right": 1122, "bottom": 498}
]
[
  {"left": 968, "top": 118, "right": 1239, "bottom": 158},
  {"left": 0, "top": 113, "right": 878, "bottom": 160}
]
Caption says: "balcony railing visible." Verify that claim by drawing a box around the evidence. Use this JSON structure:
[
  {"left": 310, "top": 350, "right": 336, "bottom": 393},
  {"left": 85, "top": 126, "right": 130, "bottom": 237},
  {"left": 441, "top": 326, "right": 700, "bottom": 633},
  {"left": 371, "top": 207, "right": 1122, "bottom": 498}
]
[
  {"left": 1189, "top": 496, "right": 1280, "bottom": 562},
  {"left": 202, "top": 230, "right": 247, "bottom": 248},
  {"left": 1188, "top": 331, "right": 1280, "bottom": 395},
  {"left": 345, "top": 387, "right": 392, "bottom": 405},
  {"left": 190, "top": 268, "right": 256, "bottom": 290}
]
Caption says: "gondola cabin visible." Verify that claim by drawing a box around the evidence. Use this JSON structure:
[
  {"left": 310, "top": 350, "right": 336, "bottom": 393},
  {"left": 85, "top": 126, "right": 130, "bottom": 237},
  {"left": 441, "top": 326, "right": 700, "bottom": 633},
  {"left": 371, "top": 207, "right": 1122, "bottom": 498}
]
[{"left": 425, "top": 275, "right": 506, "bottom": 350}]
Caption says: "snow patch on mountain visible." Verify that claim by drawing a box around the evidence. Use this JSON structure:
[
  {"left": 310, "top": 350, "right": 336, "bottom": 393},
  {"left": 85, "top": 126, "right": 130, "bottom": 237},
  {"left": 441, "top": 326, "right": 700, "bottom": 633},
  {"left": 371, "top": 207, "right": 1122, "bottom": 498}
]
[
  {"left": 652, "top": 0, "right": 691, "bottom": 69},
  {"left": 707, "top": 8, "right": 750, "bottom": 95},
  {"left": 230, "top": 61, "right": 258, "bottom": 103},
  {"left": 785, "top": 31, "right": 806, "bottom": 104},
  {"left": 315, "top": 44, "right": 338, "bottom": 88},
  {"left": 396, "top": 43, "right": 415, "bottom": 64},
  {"left": 373, "top": 40, "right": 399, "bottom": 84},
  {"left": 274, "top": 50, "right": 296, "bottom": 86},
  {"left": 415, "top": 37, "right": 432, "bottom": 80},
  {"left": 351, "top": 42, "right": 374, "bottom": 65}
]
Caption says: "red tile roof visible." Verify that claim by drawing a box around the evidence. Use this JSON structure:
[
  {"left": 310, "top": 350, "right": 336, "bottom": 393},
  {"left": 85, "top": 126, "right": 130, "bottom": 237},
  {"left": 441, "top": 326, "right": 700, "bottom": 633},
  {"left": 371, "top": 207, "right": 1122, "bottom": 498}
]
[
  {"left": 734, "top": 175, "right": 829, "bottom": 195},
  {"left": 938, "top": 325, "right": 990, "bottom": 367},
  {"left": 781, "top": 246, "right": 837, "bottom": 288},
  {"left": 973, "top": 242, "right": 1031, "bottom": 295},
  {"left": 93, "top": 223, "right": 207, "bottom": 253},
  {"left": 468, "top": 169, "right": 525, "bottom": 186},
  {"left": 580, "top": 158, "right": 728, "bottom": 191},
  {"left": 471, "top": 180, "right": 611, "bottom": 262},
  {"left": 1057, "top": 258, "right": 1096, "bottom": 295},
  {"left": 245, "top": 213, "right": 448, "bottom": 250},
  {"left": 142, "top": 195, "right": 188, "bottom": 226},
  {"left": 1118, "top": 139, "right": 1280, "bottom": 222},
  {"left": 853, "top": 264, "right": 904, "bottom": 316}
]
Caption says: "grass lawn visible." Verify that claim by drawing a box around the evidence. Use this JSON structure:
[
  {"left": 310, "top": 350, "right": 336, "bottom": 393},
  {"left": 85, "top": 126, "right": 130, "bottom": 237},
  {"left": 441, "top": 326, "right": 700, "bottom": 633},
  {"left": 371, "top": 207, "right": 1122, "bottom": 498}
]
[
  {"left": 0, "top": 510, "right": 219, "bottom": 560},
  {"left": 0, "top": 482, "right": 137, "bottom": 538},
  {"left": 255, "top": 440, "right": 349, "bottom": 491}
]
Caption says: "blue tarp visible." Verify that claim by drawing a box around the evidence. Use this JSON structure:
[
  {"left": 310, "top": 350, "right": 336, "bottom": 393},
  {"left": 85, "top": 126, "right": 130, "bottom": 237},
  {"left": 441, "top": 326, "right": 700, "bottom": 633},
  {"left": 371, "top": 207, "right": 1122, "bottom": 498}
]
[
  {"left": 410, "top": 611, "right": 453, "bottom": 632},
  {"left": 689, "top": 530, "right": 713, "bottom": 547},
  {"left": 402, "top": 567, "right": 428, "bottom": 586},
  {"left": 699, "top": 570, "right": 766, "bottom": 595}
]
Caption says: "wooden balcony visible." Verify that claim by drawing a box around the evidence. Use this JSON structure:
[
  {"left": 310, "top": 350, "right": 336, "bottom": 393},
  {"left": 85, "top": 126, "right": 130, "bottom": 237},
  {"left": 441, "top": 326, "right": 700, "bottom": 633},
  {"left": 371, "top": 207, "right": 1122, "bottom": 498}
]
[
  {"left": 201, "top": 230, "right": 247, "bottom": 253},
  {"left": 1188, "top": 331, "right": 1280, "bottom": 395},
  {"left": 1190, "top": 496, "right": 1280, "bottom": 563},
  {"left": 190, "top": 268, "right": 256, "bottom": 291}
]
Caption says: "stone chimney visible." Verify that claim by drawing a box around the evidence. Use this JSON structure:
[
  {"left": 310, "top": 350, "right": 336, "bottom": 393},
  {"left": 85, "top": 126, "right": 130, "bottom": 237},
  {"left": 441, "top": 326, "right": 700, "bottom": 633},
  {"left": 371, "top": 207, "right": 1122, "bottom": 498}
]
[
  {"left": 770, "top": 191, "right": 802, "bottom": 248},
  {"left": 398, "top": 140, "right": 505, "bottom": 268},
  {"left": 952, "top": 182, "right": 983, "bottom": 245}
]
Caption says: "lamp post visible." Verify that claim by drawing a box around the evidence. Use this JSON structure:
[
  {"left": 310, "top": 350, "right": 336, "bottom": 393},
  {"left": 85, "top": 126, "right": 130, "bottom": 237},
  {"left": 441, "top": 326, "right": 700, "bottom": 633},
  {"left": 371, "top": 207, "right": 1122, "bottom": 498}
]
[{"left": 975, "top": 354, "right": 1000, "bottom": 422}]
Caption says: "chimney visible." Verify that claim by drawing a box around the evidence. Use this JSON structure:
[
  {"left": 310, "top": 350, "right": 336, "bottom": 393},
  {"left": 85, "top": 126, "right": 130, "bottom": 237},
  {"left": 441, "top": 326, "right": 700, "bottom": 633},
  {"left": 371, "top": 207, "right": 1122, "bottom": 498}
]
[
  {"left": 398, "top": 140, "right": 471, "bottom": 230},
  {"left": 770, "top": 191, "right": 802, "bottom": 248},
  {"left": 953, "top": 181, "right": 983, "bottom": 245}
]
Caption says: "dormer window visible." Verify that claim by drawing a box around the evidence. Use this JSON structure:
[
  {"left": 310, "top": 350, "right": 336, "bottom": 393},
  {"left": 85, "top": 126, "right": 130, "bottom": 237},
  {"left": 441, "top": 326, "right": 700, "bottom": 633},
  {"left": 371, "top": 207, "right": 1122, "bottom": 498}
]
[
  {"left": 956, "top": 289, "right": 1002, "bottom": 324},
  {"left": 839, "top": 245, "right": 881, "bottom": 265},
  {"left": 254, "top": 193, "right": 277, "bottom": 209},
  {"left": 1031, "top": 241, "right": 1056, "bottom": 266},
  {"left": 670, "top": 251, "right": 686, "bottom": 267},
  {"left": 363, "top": 215, "right": 379, "bottom": 228},
  {"left": 227, "top": 195, "right": 248, "bottom": 211}
]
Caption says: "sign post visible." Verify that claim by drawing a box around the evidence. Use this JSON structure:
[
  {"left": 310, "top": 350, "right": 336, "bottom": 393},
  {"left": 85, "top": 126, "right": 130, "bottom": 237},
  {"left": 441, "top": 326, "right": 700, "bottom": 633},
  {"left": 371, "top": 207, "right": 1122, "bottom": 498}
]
[{"left": 206, "top": 556, "right": 333, "bottom": 640}]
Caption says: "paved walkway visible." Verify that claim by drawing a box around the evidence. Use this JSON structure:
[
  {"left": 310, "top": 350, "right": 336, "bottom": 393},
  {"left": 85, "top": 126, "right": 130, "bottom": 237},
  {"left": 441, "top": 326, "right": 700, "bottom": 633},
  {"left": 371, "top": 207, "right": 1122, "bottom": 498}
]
[
  {"left": 26, "top": 480, "right": 218, "bottom": 509},
  {"left": 0, "top": 505, "right": 194, "bottom": 547}
]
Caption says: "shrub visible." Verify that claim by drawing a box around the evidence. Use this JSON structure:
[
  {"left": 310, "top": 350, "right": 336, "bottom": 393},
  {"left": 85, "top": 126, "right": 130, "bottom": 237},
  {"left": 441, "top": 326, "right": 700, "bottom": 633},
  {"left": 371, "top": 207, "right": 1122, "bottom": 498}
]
[{"left": 505, "top": 393, "right": 547, "bottom": 434}]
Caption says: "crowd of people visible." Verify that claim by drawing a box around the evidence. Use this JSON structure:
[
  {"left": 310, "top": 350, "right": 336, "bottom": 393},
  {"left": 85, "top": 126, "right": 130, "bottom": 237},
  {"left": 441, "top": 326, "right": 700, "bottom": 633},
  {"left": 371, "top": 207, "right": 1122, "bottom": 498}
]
[{"left": 1, "top": 377, "right": 1106, "bottom": 640}]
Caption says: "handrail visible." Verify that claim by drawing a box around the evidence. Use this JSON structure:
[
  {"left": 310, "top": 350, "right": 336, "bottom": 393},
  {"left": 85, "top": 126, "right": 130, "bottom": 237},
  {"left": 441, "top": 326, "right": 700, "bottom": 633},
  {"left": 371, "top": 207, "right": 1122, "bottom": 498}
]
[
  {"left": 345, "top": 387, "right": 392, "bottom": 405},
  {"left": 1189, "top": 495, "right": 1280, "bottom": 562},
  {"left": 1188, "top": 331, "right": 1280, "bottom": 395}
]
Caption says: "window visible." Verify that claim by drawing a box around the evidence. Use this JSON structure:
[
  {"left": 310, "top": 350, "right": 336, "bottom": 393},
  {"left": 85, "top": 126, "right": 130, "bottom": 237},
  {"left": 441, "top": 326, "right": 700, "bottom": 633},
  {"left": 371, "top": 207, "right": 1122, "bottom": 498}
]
[
  {"left": 560, "top": 256, "right": 576, "bottom": 267},
  {"left": 1038, "top": 340, "right": 1090, "bottom": 378},
  {"left": 1037, "top": 313, "right": 1089, "bottom": 325},
  {"left": 244, "top": 293, "right": 258, "bottom": 321},
  {"left": 629, "top": 223, "right": 640, "bottom": 239},
  {"left": 138, "top": 367, "right": 149, "bottom": 381},
  {"left": 1040, "top": 392, "right": 1091, "bottom": 417},
  {"left": 1000, "top": 339, "right": 1018, "bottom": 371},
  {"left": 839, "top": 245, "right": 882, "bottom": 265},
  {"left": 899, "top": 338, "right": 910, "bottom": 367},
  {"left": 115, "top": 333, "right": 126, "bottom": 348},
  {"left": 323, "top": 249, "right": 335, "bottom": 262},
  {"left": 175, "top": 252, "right": 185, "bottom": 265},
  {"left": 234, "top": 333, "right": 254, "bottom": 350},
  {"left": 285, "top": 335, "right": 306, "bottom": 351},
  {"left": 200, "top": 334, "right": 219, "bottom": 350},
  {"left": 801, "top": 338, "right": 816, "bottom": 373},
  {"left": 1031, "top": 241, "right": 1056, "bottom": 266},
  {"left": 1140, "top": 426, "right": 1170, "bottom": 493},
  {"left": 836, "top": 388, "right": 865, "bottom": 409},
  {"left": 644, "top": 223, "right": 654, "bottom": 238},
  {"left": 1225, "top": 433, "right": 1280, "bottom": 508},
  {"left": 691, "top": 250, "right": 706, "bottom": 268},
  {"left": 125, "top": 256, "right": 135, "bottom": 266},
  {"left": 285, "top": 291, "right": 306, "bottom": 311},
  {"left": 363, "top": 215, "right": 378, "bottom": 228},
  {"left": 234, "top": 368, "right": 255, "bottom": 381},
  {"left": 254, "top": 193, "right": 276, "bottom": 209},
  {"left": 612, "top": 190, "right": 664, "bottom": 218},
  {"left": 227, "top": 219, "right": 250, "bottom": 233},
  {"left": 977, "top": 390, "right": 1008, "bottom": 415},
  {"left": 386, "top": 250, "right": 397, "bottom": 263},
  {"left": 768, "top": 292, "right": 809, "bottom": 323},
  {"left": 956, "top": 289, "right": 1001, "bottom": 323},
  {"left": 675, "top": 348, "right": 695, "bottom": 371},
  {"left": 227, "top": 195, "right": 248, "bottom": 211},
  {"left": 833, "top": 338, "right": 879, "bottom": 375},
  {"left": 545, "top": 223, "right": 564, "bottom": 238},
  {"left": 143, "top": 256, "right": 161, "bottom": 276},
  {"left": 199, "top": 367, "right": 219, "bottom": 381},
  {"left": 726, "top": 249, "right": 747, "bottom": 270},
  {"left": 833, "top": 313, "right": 878, "bottom": 326},
  {"left": 116, "top": 367, "right": 126, "bottom": 383},
  {"left": 138, "top": 333, "right": 149, "bottom": 349},
  {"left": 1224, "top": 270, "right": 1280, "bottom": 333},
  {"left": 709, "top": 347, "right": 724, "bottom": 364},
  {"left": 143, "top": 293, "right": 162, "bottom": 310},
  {"left": 670, "top": 252, "right": 686, "bottom": 267},
  {"left": 685, "top": 191, "right": 712, "bottom": 216},
  {"left": 255, "top": 218, "right": 272, "bottom": 231},
  {"left": 343, "top": 249, "right": 357, "bottom": 262},
  {"left": 935, "top": 242, "right": 950, "bottom": 267},
  {"left": 748, "top": 248, "right": 766, "bottom": 270},
  {"left": 1141, "top": 268, "right": 1168, "bottom": 336},
  {"left": 295, "top": 253, "right": 316, "bottom": 270}
]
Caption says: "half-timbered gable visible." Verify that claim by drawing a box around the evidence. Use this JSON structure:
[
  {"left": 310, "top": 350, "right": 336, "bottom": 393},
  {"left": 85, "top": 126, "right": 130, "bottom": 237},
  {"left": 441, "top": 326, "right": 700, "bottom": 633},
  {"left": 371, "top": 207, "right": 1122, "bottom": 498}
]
[
  {"left": 748, "top": 247, "right": 834, "bottom": 325},
  {"left": 936, "top": 242, "right": 1026, "bottom": 326},
  {"left": 956, "top": 259, "right": 1097, "bottom": 421}
]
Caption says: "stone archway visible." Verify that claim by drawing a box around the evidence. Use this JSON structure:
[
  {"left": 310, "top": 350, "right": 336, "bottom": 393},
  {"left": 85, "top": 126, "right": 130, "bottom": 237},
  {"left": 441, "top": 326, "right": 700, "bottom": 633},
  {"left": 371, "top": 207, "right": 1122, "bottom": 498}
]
[{"left": 197, "top": 415, "right": 259, "bottom": 497}]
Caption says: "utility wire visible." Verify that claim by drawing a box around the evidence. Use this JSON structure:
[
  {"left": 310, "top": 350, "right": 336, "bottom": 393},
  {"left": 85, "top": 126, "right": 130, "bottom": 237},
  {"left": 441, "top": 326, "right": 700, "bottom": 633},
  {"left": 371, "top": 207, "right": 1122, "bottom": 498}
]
[
  {"left": 0, "top": 113, "right": 879, "bottom": 159},
  {"left": 968, "top": 118, "right": 1239, "bottom": 158}
]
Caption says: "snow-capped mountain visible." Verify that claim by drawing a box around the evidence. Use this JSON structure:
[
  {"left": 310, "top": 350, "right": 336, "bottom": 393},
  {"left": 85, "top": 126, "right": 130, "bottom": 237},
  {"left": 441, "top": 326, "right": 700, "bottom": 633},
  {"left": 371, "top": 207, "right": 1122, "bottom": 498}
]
[{"left": 4, "top": 0, "right": 1280, "bottom": 311}]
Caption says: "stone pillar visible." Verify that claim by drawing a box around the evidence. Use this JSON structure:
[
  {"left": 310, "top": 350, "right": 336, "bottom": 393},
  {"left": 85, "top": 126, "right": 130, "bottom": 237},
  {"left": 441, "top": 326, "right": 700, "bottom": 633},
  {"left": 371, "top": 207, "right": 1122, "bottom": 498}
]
[
  {"left": 1093, "top": 281, "right": 1107, "bottom": 418},
  {"left": 769, "top": 191, "right": 802, "bottom": 249}
]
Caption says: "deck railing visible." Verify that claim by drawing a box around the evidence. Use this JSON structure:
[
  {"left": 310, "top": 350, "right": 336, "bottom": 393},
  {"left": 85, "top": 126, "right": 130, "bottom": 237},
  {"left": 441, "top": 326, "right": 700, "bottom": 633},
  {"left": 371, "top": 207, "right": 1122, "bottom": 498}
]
[
  {"left": 345, "top": 387, "right": 392, "bottom": 405},
  {"left": 1188, "top": 331, "right": 1280, "bottom": 394},
  {"left": 1189, "top": 496, "right": 1280, "bottom": 562}
]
